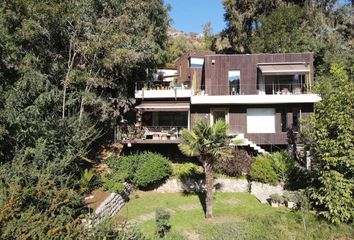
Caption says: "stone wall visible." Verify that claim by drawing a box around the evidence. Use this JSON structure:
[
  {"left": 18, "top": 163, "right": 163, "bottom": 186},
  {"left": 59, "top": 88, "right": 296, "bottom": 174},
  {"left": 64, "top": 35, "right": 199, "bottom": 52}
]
[
  {"left": 155, "top": 178, "right": 284, "bottom": 204},
  {"left": 250, "top": 182, "right": 284, "bottom": 203},
  {"left": 92, "top": 183, "right": 132, "bottom": 224},
  {"left": 155, "top": 178, "right": 249, "bottom": 193}
]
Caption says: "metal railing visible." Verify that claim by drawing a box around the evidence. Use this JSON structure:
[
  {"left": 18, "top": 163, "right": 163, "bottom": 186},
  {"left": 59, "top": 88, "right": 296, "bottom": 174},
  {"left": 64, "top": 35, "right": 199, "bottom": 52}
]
[
  {"left": 142, "top": 126, "right": 187, "bottom": 140},
  {"left": 134, "top": 81, "right": 312, "bottom": 95},
  {"left": 199, "top": 84, "right": 311, "bottom": 95},
  {"left": 135, "top": 81, "right": 191, "bottom": 91}
]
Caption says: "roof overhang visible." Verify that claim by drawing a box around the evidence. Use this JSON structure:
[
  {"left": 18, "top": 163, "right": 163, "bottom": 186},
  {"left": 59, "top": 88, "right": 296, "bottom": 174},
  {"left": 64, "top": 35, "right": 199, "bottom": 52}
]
[
  {"left": 135, "top": 102, "right": 190, "bottom": 111},
  {"left": 259, "top": 64, "right": 310, "bottom": 76}
]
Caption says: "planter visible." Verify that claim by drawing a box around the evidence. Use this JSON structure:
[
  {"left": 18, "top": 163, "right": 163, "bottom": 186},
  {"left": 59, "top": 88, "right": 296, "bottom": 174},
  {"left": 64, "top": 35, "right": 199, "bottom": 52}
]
[
  {"left": 271, "top": 202, "right": 279, "bottom": 208},
  {"left": 286, "top": 201, "right": 295, "bottom": 209}
]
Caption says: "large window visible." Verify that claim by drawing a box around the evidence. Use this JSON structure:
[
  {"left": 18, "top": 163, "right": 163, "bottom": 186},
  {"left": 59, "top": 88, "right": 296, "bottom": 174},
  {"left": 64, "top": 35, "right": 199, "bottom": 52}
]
[
  {"left": 247, "top": 108, "right": 275, "bottom": 133},
  {"left": 229, "top": 70, "right": 240, "bottom": 95},
  {"left": 210, "top": 108, "right": 229, "bottom": 125},
  {"left": 189, "top": 57, "right": 204, "bottom": 68},
  {"left": 264, "top": 75, "right": 305, "bottom": 95},
  {"left": 142, "top": 112, "right": 188, "bottom": 127}
]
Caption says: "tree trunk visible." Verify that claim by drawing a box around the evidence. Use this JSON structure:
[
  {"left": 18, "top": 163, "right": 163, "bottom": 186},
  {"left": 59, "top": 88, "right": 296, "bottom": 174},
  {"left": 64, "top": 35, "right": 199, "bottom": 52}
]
[{"left": 204, "top": 158, "right": 213, "bottom": 219}]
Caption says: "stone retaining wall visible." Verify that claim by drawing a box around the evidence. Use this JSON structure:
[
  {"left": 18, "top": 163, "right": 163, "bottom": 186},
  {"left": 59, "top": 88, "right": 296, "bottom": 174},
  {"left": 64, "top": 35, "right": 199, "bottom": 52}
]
[
  {"left": 155, "top": 178, "right": 249, "bottom": 193},
  {"left": 250, "top": 182, "right": 284, "bottom": 203},
  {"left": 155, "top": 178, "right": 284, "bottom": 203},
  {"left": 92, "top": 183, "right": 132, "bottom": 224}
]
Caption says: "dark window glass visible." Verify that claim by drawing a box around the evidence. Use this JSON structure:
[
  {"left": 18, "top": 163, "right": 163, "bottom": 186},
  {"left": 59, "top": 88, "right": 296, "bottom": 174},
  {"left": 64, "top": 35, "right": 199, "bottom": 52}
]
[
  {"left": 229, "top": 70, "right": 240, "bottom": 95},
  {"left": 281, "top": 110, "right": 287, "bottom": 132},
  {"left": 213, "top": 111, "right": 226, "bottom": 124}
]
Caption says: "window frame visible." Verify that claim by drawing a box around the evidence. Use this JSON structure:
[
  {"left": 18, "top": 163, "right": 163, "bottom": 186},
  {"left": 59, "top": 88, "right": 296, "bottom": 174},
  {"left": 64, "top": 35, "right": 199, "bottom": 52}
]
[
  {"left": 228, "top": 70, "right": 241, "bottom": 95},
  {"left": 210, "top": 108, "right": 229, "bottom": 126}
]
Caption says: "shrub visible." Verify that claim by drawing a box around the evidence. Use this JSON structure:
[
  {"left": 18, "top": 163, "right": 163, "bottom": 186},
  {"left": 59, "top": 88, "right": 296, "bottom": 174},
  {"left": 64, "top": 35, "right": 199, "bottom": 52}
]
[
  {"left": 216, "top": 149, "right": 252, "bottom": 177},
  {"left": 310, "top": 170, "right": 354, "bottom": 224},
  {"left": 110, "top": 152, "right": 172, "bottom": 188},
  {"left": 248, "top": 155, "right": 278, "bottom": 185},
  {"left": 269, "top": 193, "right": 284, "bottom": 204},
  {"left": 78, "top": 169, "right": 102, "bottom": 193},
  {"left": 101, "top": 174, "right": 124, "bottom": 193},
  {"left": 134, "top": 153, "right": 172, "bottom": 188},
  {"left": 173, "top": 163, "right": 204, "bottom": 179},
  {"left": 283, "top": 192, "right": 297, "bottom": 203},
  {"left": 155, "top": 208, "right": 171, "bottom": 238},
  {"left": 269, "top": 151, "right": 295, "bottom": 183}
]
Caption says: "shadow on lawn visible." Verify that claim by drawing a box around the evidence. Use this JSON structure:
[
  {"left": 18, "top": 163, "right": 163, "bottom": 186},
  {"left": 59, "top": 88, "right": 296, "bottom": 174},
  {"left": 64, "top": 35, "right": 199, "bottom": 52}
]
[
  {"left": 181, "top": 191, "right": 207, "bottom": 215},
  {"left": 180, "top": 179, "right": 223, "bottom": 216}
]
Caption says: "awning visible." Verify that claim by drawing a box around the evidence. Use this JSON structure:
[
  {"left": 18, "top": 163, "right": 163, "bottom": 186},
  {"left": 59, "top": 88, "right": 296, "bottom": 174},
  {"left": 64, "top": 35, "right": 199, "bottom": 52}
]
[
  {"left": 135, "top": 102, "right": 190, "bottom": 112},
  {"left": 259, "top": 64, "right": 310, "bottom": 76}
]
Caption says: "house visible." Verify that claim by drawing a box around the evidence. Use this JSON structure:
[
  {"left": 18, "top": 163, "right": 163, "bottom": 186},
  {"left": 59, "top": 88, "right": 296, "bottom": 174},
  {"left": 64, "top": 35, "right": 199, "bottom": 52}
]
[{"left": 118, "top": 51, "right": 321, "bottom": 154}]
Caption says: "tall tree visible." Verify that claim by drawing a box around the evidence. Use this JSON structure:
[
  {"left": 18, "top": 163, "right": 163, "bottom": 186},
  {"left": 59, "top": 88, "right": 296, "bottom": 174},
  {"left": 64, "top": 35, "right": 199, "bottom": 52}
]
[
  {"left": 0, "top": 0, "right": 170, "bottom": 237},
  {"left": 303, "top": 64, "right": 354, "bottom": 224},
  {"left": 179, "top": 120, "right": 233, "bottom": 218}
]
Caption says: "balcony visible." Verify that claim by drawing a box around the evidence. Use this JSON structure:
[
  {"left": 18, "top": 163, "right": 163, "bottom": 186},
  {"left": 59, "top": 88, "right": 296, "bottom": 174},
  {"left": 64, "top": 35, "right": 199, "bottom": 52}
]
[
  {"left": 135, "top": 81, "right": 193, "bottom": 99},
  {"left": 116, "top": 125, "right": 186, "bottom": 144}
]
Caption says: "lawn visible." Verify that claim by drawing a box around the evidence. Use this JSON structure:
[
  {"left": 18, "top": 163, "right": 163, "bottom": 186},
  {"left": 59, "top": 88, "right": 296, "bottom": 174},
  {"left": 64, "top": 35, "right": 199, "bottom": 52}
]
[{"left": 114, "top": 191, "right": 354, "bottom": 240}]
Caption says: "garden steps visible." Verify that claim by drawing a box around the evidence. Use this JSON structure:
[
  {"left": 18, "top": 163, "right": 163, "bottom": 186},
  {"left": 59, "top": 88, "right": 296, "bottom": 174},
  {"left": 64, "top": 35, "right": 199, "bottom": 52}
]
[{"left": 231, "top": 134, "right": 268, "bottom": 154}]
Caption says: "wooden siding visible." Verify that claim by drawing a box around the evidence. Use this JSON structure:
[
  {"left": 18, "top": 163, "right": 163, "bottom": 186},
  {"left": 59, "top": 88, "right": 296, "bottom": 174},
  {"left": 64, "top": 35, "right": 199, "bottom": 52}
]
[
  {"left": 190, "top": 103, "right": 314, "bottom": 145},
  {"left": 175, "top": 51, "right": 214, "bottom": 88},
  {"left": 203, "top": 53, "right": 314, "bottom": 96}
]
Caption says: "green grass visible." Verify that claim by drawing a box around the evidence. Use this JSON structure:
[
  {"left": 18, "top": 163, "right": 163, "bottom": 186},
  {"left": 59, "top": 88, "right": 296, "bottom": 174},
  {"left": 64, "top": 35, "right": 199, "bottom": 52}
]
[{"left": 115, "top": 192, "right": 354, "bottom": 240}]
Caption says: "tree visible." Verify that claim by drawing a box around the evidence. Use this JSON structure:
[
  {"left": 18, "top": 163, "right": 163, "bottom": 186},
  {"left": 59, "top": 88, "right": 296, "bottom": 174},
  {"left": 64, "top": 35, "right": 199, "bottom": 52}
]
[
  {"left": 222, "top": 0, "right": 353, "bottom": 74},
  {"left": 179, "top": 120, "right": 233, "bottom": 218},
  {"left": 0, "top": 0, "right": 170, "bottom": 237},
  {"left": 302, "top": 64, "right": 354, "bottom": 223}
]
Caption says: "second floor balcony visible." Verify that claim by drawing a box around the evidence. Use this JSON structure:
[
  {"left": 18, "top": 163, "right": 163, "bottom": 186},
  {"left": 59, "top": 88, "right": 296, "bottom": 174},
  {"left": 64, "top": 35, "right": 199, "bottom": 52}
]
[{"left": 135, "top": 81, "right": 193, "bottom": 99}]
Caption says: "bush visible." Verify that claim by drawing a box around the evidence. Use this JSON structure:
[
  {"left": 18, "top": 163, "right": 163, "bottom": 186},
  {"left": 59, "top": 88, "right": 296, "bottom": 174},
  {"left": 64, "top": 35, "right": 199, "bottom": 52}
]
[
  {"left": 248, "top": 155, "right": 278, "bottom": 185},
  {"left": 134, "top": 154, "right": 172, "bottom": 188},
  {"left": 101, "top": 174, "right": 124, "bottom": 193},
  {"left": 78, "top": 169, "right": 102, "bottom": 194},
  {"left": 269, "top": 193, "right": 284, "bottom": 204},
  {"left": 310, "top": 170, "right": 354, "bottom": 224},
  {"left": 109, "top": 152, "right": 172, "bottom": 188},
  {"left": 269, "top": 151, "right": 295, "bottom": 183},
  {"left": 155, "top": 208, "right": 171, "bottom": 238},
  {"left": 173, "top": 163, "right": 204, "bottom": 179},
  {"left": 216, "top": 149, "right": 252, "bottom": 177}
]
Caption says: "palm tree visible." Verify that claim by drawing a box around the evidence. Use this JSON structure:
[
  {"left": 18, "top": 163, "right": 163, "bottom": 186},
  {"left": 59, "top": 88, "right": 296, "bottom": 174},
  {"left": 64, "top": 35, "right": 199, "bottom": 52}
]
[{"left": 178, "top": 120, "right": 233, "bottom": 219}]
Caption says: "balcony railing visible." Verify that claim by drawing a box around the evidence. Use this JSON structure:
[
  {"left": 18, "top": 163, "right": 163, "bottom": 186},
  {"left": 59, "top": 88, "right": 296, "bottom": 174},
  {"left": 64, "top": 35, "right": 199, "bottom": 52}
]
[
  {"left": 135, "top": 81, "right": 193, "bottom": 98},
  {"left": 134, "top": 81, "right": 313, "bottom": 98},
  {"left": 115, "top": 125, "right": 187, "bottom": 143},
  {"left": 142, "top": 126, "right": 186, "bottom": 140},
  {"left": 197, "top": 83, "right": 312, "bottom": 95}
]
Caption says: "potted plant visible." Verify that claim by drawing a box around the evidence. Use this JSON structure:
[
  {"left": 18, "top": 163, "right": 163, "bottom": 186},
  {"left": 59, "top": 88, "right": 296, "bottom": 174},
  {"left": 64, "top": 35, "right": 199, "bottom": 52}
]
[
  {"left": 269, "top": 193, "right": 284, "bottom": 208},
  {"left": 283, "top": 192, "right": 297, "bottom": 209}
]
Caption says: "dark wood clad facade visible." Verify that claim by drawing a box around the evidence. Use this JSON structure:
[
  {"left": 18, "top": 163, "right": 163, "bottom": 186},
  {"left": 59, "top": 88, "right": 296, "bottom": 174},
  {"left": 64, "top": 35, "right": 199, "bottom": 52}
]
[
  {"left": 203, "top": 53, "right": 314, "bottom": 95},
  {"left": 190, "top": 103, "right": 314, "bottom": 145},
  {"left": 175, "top": 51, "right": 214, "bottom": 89}
]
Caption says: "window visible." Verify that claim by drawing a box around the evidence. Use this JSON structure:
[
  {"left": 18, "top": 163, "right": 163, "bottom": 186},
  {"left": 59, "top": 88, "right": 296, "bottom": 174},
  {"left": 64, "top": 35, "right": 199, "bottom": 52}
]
[
  {"left": 281, "top": 110, "right": 287, "bottom": 132},
  {"left": 229, "top": 70, "right": 240, "bottom": 95},
  {"left": 189, "top": 57, "right": 204, "bottom": 68},
  {"left": 247, "top": 108, "right": 275, "bottom": 133},
  {"left": 143, "top": 112, "right": 188, "bottom": 127},
  {"left": 292, "top": 108, "right": 299, "bottom": 132},
  {"left": 210, "top": 108, "right": 229, "bottom": 125}
]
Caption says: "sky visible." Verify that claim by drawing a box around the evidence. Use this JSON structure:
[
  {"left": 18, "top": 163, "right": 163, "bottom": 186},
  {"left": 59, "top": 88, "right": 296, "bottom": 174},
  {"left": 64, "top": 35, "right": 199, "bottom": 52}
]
[{"left": 164, "top": 0, "right": 226, "bottom": 34}]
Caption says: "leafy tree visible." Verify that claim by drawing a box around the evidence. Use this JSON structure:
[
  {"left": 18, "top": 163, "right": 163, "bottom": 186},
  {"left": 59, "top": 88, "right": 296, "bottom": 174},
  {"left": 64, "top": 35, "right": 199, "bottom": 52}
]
[
  {"left": 179, "top": 120, "right": 233, "bottom": 218},
  {"left": 0, "top": 0, "right": 170, "bottom": 237},
  {"left": 303, "top": 64, "right": 354, "bottom": 223},
  {"left": 222, "top": 0, "right": 353, "bottom": 74},
  {"left": 250, "top": 5, "right": 316, "bottom": 53}
]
